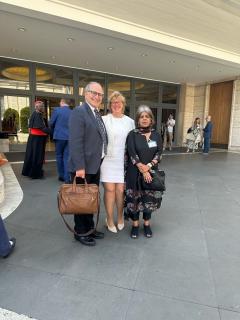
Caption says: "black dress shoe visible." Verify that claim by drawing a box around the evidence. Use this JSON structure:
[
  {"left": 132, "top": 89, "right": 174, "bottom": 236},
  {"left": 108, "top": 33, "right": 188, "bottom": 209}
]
[
  {"left": 91, "top": 230, "right": 104, "bottom": 239},
  {"left": 58, "top": 177, "right": 65, "bottom": 182},
  {"left": 74, "top": 235, "right": 96, "bottom": 246},
  {"left": 3, "top": 237, "right": 16, "bottom": 258}
]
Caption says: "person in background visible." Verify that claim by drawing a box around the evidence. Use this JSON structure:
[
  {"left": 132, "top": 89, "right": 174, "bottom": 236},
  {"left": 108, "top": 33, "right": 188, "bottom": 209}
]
[
  {"left": 166, "top": 114, "right": 175, "bottom": 151},
  {"left": 186, "top": 117, "right": 202, "bottom": 153},
  {"left": 50, "top": 98, "right": 72, "bottom": 182},
  {"left": 68, "top": 82, "right": 107, "bottom": 246},
  {"left": 203, "top": 115, "right": 213, "bottom": 155},
  {"left": 22, "top": 101, "right": 50, "bottom": 179},
  {"left": 101, "top": 91, "right": 135, "bottom": 233},
  {"left": 125, "top": 105, "right": 163, "bottom": 239},
  {"left": 0, "top": 215, "right": 16, "bottom": 259}
]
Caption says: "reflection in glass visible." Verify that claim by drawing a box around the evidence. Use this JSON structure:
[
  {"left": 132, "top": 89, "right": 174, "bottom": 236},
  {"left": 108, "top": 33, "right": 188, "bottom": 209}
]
[
  {"left": 0, "top": 95, "right": 30, "bottom": 144},
  {"left": 134, "top": 81, "right": 158, "bottom": 104},
  {"left": 79, "top": 70, "right": 105, "bottom": 95},
  {"left": 162, "top": 86, "right": 177, "bottom": 104},
  {"left": 36, "top": 67, "right": 74, "bottom": 94},
  {"left": 0, "top": 61, "right": 30, "bottom": 90}
]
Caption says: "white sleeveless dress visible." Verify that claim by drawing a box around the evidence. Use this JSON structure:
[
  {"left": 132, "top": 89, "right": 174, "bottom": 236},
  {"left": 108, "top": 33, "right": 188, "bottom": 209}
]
[{"left": 100, "top": 114, "right": 135, "bottom": 183}]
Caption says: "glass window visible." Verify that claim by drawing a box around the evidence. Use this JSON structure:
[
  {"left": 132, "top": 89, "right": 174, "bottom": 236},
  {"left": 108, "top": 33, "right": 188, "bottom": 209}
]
[
  {"left": 162, "top": 85, "right": 178, "bottom": 104},
  {"left": 79, "top": 71, "right": 105, "bottom": 96},
  {"left": 134, "top": 80, "right": 159, "bottom": 104},
  {"left": 0, "top": 61, "right": 30, "bottom": 90},
  {"left": 0, "top": 95, "right": 30, "bottom": 146},
  {"left": 36, "top": 66, "right": 74, "bottom": 94}
]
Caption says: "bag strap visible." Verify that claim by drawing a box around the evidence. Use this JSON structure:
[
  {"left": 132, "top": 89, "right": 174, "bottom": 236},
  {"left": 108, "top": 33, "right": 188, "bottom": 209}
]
[{"left": 59, "top": 200, "right": 100, "bottom": 237}]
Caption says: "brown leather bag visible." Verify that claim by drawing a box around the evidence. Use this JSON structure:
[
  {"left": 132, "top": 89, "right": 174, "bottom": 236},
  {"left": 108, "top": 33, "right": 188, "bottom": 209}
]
[{"left": 57, "top": 177, "right": 100, "bottom": 236}]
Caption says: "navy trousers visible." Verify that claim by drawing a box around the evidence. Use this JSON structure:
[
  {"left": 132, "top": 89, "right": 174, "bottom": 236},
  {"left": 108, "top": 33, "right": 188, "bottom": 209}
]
[
  {"left": 0, "top": 215, "right": 11, "bottom": 257},
  {"left": 55, "top": 140, "right": 69, "bottom": 182},
  {"left": 203, "top": 137, "right": 210, "bottom": 153}
]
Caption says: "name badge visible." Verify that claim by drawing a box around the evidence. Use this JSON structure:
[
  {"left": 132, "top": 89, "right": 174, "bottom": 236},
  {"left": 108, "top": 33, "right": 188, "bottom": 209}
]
[{"left": 148, "top": 140, "right": 157, "bottom": 148}]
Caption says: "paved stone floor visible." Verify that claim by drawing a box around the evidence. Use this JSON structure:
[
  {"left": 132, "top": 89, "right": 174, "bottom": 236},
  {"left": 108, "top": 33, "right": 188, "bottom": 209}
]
[{"left": 1, "top": 151, "right": 240, "bottom": 320}]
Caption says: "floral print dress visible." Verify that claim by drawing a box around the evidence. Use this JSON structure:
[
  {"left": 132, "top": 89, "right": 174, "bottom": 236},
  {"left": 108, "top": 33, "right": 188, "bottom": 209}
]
[{"left": 124, "top": 128, "right": 163, "bottom": 217}]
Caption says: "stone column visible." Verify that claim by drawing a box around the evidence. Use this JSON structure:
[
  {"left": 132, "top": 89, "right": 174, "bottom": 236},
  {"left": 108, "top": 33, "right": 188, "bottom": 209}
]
[{"left": 228, "top": 80, "right": 240, "bottom": 151}]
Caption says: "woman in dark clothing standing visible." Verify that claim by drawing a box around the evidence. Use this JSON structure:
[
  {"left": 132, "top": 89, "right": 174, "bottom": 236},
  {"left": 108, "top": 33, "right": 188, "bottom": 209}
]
[
  {"left": 22, "top": 101, "right": 50, "bottom": 179},
  {"left": 125, "top": 105, "right": 163, "bottom": 239}
]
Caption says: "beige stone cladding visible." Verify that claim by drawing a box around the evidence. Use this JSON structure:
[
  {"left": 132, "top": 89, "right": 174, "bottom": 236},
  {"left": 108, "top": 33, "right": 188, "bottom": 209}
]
[
  {"left": 178, "top": 84, "right": 208, "bottom": 146},
  {"left": 229, "top": 80, "right": 240, "bottom": 151}
]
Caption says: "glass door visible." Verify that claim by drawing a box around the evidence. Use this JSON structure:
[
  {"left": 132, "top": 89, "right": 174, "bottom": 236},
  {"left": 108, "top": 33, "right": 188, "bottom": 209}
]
[{"left": 0, "top": 94, "right": 30, "bottom": 151}]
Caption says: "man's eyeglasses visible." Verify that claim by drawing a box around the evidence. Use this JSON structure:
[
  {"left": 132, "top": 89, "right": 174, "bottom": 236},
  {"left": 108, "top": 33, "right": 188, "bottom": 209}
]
[{"left": 87, "top": 90, "right": 104, "bottom": 98}]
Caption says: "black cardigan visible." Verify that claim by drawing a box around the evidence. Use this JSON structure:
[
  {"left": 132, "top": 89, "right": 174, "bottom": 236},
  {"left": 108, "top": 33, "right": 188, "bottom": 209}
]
[{"left": 125, "top": 129, "right": 162, "bottom": 190}]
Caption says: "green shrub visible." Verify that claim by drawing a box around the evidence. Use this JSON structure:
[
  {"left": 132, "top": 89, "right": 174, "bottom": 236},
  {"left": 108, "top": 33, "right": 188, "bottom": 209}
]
[
  {"left": 2, "top": 108, "right": 19, "bottom": 132},
  {"left": 20, "top": 107, "right": 30, "bottom": 133}
]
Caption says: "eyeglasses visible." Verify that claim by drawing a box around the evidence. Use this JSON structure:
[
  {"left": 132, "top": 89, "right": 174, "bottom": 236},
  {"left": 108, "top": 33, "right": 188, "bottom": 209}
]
[
  {"left": 111, "top": 101, "right": 122, "bottom": 105},
  {"left": 87, "top": 90, "right": 104, "bottom": 98}
]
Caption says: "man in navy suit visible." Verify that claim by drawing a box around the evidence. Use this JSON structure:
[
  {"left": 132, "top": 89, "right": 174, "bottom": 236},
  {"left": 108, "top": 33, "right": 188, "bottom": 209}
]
[
  {"left": 203, "top": 115, "right": 213, "bottom": 154},
  {"left": 68, "top": 82, "right": 107, "bottom": 246},
  {"left": 0, "top": 215, "right": 16, "bottom": 258},
  {"left": 50, "top": 99, "right": 72, "bottom": 182}
]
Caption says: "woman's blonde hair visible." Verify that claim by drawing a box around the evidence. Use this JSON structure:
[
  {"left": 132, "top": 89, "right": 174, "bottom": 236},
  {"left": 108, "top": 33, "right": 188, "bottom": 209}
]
[
  {"left": 107, "top": 91, "right": 126, "bottom": 113},
  {"left": 135, "top": 105, "right": 155, "bottom": 127}
]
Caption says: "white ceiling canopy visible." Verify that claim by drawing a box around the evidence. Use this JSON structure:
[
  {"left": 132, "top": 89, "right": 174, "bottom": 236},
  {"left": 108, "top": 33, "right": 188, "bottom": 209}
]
[{"left": 0, "top": 0, "right": 240, "bottom": 84}]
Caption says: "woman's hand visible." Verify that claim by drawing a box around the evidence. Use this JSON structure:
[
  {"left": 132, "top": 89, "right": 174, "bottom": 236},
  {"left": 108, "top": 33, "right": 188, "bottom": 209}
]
[
  {"left": 136, "top": 163, "right": 149, "bottom": 173},
  {"left": 143, "top": 171, "right": 152, "bottom": 183}
]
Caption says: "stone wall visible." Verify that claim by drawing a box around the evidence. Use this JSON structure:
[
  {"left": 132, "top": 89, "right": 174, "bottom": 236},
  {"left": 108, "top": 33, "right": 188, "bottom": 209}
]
[
  {"left": 178, "top": 84, "right": 208, "bottom": 146},
  {"left": 229, "top": 80, "right": 240, "bottom": 151}
]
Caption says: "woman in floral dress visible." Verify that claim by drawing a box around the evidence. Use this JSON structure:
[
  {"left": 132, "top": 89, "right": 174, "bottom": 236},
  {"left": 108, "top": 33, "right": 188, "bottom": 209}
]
[
  {"left": 124, "top": 105, "right": 163, "bottom": 239},
  {"left": 186, "top": 117, "right": 202, "bottom": 153}
]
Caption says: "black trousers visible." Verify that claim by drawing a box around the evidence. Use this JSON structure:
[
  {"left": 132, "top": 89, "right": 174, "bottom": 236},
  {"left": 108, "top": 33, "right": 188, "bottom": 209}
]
[
  {"left": 70, "top": 169, "right": 100, "bottom": 234},
  {"left": 130, "top": 209, "right": 152, "bottom": 221}
]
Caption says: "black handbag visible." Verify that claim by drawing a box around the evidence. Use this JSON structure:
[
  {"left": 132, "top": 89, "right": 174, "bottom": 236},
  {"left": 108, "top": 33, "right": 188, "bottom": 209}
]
[{"left": 141, "top": 169, "right": 166, "bottom": 192}]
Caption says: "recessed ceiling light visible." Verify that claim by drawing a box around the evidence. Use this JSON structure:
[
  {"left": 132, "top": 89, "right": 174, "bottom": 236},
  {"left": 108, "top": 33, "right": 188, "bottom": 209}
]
[
  {"left": 11, "top": 48, "right": 18, "bottom": 53},
  {"left": 51, "top": 55, "right": 56, "bottom": 59},
  {"left": 168, "top": 60, "right": 175, "bottom": 63},
  {"left": 140, "top": 53, "right": 148, "bottom": 57},
  {"left": 67, "top": 37, "right": 75, "bottom": 42},
  {"left": 107, "top": 47, "right": 114, "bottom": 50},
  {"left": 86, "top": 61, "right": 89, "bottom": 65},
  {"left": 18, "top": 27, "right": 26, "bottom": 32}
]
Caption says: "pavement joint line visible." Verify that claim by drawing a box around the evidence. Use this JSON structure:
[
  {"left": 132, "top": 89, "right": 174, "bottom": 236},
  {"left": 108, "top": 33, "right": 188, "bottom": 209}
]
[
  {"left": 3, "top": 259, "right": 223, "bottom": 312},
  {"left": 10, "top": 159, "right": 56, "bottom": 164}
]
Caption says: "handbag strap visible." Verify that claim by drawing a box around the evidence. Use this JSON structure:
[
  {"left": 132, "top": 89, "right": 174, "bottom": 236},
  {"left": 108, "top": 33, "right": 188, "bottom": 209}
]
[{"left": 59, "top": 201, "right": 100, "bottom": 237}]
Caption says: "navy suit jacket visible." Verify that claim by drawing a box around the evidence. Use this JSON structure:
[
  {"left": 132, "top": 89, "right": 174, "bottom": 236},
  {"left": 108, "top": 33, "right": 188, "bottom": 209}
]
[
  {"left": 203, "top": 121, "right": 213, "bottom": 139},
  {"left": 68, "top": 103, "right": 106, "bottom": 174},
  {"left": 50, "top": 105, "right": 71, "bottom": 140}
]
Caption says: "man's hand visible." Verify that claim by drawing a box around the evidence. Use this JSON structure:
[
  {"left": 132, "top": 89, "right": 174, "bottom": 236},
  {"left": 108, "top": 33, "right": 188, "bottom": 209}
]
[{"left": 76, "top": 169, "right": 85, "bottom": 179}]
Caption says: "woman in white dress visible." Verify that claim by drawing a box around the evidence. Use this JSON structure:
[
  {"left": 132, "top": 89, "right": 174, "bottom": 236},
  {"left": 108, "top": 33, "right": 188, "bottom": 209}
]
[{"left": 101, "top": 91, "right": 135, "bottom": 233}]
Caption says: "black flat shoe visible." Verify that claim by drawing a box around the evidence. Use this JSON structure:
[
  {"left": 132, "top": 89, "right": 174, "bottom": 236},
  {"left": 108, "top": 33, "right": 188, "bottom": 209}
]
[
  {"left": 130, "top": 226, "right": 139, "bottom": 239},
  {"left": 91, "top": 230, "right": 104, "bottom": 239},
  {"left": 3, "top": 237, "right": 16, "bottom": 258},
  {"left": 144, "top": 225, "right": 153, "bottom": 238},
  {"left": 74, "top": 235, "right": 96, "bottom": 246}
]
